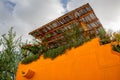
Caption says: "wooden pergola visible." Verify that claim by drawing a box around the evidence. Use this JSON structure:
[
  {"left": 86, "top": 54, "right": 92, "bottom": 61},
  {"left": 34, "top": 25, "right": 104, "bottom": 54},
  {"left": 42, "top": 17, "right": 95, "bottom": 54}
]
[{"left": 29, "top": 3, "right": 103, "bottom": 48}]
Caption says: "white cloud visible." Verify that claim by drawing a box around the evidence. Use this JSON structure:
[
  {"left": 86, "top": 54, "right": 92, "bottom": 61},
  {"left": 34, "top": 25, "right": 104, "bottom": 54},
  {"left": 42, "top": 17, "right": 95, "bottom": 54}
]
[
  {"left": 67, "top": 0, "right": 120, "bottom": 32},
  {"left": 11, "top": 0, "right": 65, "bottom": 29},
  {"left": 0, "top": 0, "right": 65, "bottom": 41},
  {"left": 1, "top": 0, "right": 120, "bottom": 42}
]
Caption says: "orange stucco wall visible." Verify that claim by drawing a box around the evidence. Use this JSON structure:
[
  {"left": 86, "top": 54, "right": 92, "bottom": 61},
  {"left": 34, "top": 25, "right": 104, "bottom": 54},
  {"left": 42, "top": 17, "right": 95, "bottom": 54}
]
[{"left": 16, "top": 38, "right": 120, "bottom": 80}]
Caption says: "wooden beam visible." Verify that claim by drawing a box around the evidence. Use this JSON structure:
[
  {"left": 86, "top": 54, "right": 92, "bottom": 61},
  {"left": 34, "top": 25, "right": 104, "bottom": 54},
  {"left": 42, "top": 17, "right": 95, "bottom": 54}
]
[
  {"left": 86, "top": 18, "right": 98, "bottom": 24},
  {"left": 47, "top": 34, "right": 63, "bottom": 41},
  {"left": 79, "top": 10, "right": 93, "bottom": 19},
  {"left": 29, "top": 3, "right": 90, "bottom": 35},
  {"left": 43, "top": 20, "right": 76, "bottom": 36},
  {"left": 47, "top": 36, "right": 64, "bottom": 44}
]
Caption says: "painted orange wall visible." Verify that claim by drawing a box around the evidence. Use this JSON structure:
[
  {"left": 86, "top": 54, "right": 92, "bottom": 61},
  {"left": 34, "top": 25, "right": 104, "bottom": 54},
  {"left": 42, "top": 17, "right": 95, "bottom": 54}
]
[{"left": 16, "top": 38, "right": 120, "bottom": 80}]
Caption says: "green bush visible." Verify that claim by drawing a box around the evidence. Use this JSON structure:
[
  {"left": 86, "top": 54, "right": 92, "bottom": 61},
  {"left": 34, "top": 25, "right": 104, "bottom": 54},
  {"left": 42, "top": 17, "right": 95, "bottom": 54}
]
[
  {"left": 112, "top": 45, "right": 120, "bottom": 53},
  {"left": 21, "top": 23, "right": 91, "bottom": 64},
  {"left": 112, "top": 32, "right": 120, "bottom": 53},
  {"left": 21, "top": 54, "right": 39, "bottom": 64}
]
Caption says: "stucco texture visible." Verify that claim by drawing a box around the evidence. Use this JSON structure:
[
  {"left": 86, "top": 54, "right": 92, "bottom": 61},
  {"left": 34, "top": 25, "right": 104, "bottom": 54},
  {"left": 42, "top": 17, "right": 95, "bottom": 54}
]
[{"left": 16, "top": 38, "right": 120, "bottom": 80}]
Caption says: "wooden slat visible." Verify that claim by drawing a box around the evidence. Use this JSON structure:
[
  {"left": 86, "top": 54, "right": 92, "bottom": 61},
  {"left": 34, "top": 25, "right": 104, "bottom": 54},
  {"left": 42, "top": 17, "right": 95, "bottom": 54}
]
[
  {"left": 79, "top": 10, "right": 93, "bottom": 19},
  {"left": 86, "top": 18, "right": 98, "bottom": 24},
  {"left": 47, "top": 34, "right": 63, "bottom": 41},
  {"left": 47, "top": 25, "right": 102, "bottom": 44},
  {"left": 43, "top": 20, "right": 76, "bottom": 36},
  {"left": 86, "top": 24, "right": 102, "bottom": 31},
  {"left": 29, "top": 3, "right": 103, "bottom": 46},
  {"left": 47, "top": 36, "right": 64, "bottom": 43},
  {"left": 29, "top": 3, "right": 90, "bottom": 35}
]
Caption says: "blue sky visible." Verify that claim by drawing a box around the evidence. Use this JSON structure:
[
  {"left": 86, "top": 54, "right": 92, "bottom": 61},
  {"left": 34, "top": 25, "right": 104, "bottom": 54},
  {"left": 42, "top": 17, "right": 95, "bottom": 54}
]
[
  {"left": 61, "top": 0, "right": 70, "bottom": 8},
  {"left": 0, "top": 0, "right": 120, "bottom": 42},
  {"left": 3, "top": 0, "right": 69, "bottom": 11},
  {"left": 1, "top": 0, "right": 15, "bottom": 14}
]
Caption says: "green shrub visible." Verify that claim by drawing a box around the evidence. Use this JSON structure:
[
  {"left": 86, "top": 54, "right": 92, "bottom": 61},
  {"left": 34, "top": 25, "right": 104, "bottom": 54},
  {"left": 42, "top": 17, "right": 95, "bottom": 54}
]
[
  {"left": 21, "top": 54, "right": 39, "bottom": 64},
  {"left": 112, "top": 32, "right": 120, "bottom": 53},
  {"left": 112, "top": 45, "right": 120, "bottom": 53},
  {"left": 21, "top": 23, "right": 92, "bottom": 64}
]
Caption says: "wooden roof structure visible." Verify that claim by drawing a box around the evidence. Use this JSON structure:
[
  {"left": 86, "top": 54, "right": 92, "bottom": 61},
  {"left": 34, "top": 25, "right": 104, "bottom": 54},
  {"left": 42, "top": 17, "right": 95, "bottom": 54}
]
[{"left": 29, "top": 3, "right": 103, "bottom": 48}]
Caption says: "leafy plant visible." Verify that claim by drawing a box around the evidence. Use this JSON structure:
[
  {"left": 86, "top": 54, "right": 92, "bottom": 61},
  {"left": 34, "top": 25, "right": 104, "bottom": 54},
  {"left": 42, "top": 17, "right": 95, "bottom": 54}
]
[
  {"left": 21, "top": 53, "right": 39, "bottom": 64},
  {"left": 43, "top": 45, "right": 67, "bottom": 59},
  {"left": 21, "top": 23, "right": 90, "bottom": 64},
  {"left": 0, "top": 27, "right": 22, "bottom": 80},
  {"left": 112, "top": 45, "right": 120, "bottom": 52},
  {"left": 99, "top": 28, "right": 111, "bottom": 44},
  {"left": 112, "top": 32, "right": 120, "bottom": 53},
  {"left": 22, "top": 44, "right": 44, "bottom": 55}
]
